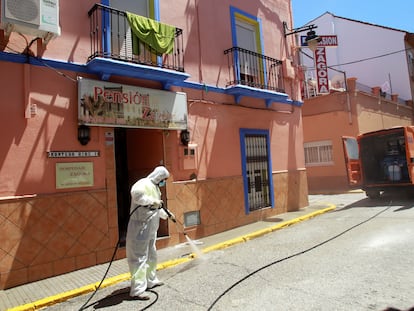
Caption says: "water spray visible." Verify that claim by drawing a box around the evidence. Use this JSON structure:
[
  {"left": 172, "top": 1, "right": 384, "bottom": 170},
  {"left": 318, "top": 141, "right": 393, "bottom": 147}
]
[{"left": 162, "top": 206, "right": 205, "bottom": 259}]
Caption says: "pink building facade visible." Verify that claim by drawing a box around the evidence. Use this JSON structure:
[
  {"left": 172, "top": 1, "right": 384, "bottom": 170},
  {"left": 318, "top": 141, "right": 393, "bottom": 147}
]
[
  {"left": 299, "top": 13, "right": 414, "bottom": 194},
  {"left": 303, "top": 78, "right": 414, "bottom": 194},
  {"left": 0, "top": 0, "right": 308, "bottom": 289}
]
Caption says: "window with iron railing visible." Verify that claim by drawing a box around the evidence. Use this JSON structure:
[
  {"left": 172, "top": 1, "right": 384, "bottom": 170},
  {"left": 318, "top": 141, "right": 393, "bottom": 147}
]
[
  {"left": 224, "top": 47, "right": 285, "bottom": 92},
  {"left": 88, "top": 3, "right": 184, "bottom": 72}
]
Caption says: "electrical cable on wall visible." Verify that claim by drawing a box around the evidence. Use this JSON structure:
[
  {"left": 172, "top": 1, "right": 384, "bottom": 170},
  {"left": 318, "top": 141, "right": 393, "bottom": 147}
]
[
  {"left": 188, "top": 98, "right": 294, "bottom": 114},
  {"left": 300, "top": 47, "right": 413, "bottom": 69},
  {"left": 34, "top": 56, "right": 78, "bottom": 82},
  {"left": 1, "top": 33, "right": 78, "bottom": 82}
]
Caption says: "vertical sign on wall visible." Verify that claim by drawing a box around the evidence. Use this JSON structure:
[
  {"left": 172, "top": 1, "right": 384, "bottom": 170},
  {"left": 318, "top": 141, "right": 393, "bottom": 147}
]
[
  {"left": 301, "top": 35, "right": 338, "bottom": 94},
  {"left": 315, "top": 47, "right": 328, "bottom": 94}
]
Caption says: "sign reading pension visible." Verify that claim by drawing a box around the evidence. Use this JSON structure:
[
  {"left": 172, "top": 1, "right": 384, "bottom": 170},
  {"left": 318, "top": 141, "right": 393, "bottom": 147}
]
[
  {"left": 300, "top": 35, "right": 338, "bottom": 94},
  {"left": 300, "top": 35, "right": 338, "bottom": 47},
  {"left": 78, "top": 78, "right": 187, "bottom": 130}
]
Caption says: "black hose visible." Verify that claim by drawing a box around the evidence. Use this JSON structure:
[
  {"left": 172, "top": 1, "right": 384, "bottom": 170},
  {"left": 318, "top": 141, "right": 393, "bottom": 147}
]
[
  {"left": 207, "top": 203, "right": 392, "bottom": 310},
  {"left": 77, "top": 204, "right": 152, "bottom": 310},
  {"left": 77, "top": 237, "right": 120, "bottom": 310}
]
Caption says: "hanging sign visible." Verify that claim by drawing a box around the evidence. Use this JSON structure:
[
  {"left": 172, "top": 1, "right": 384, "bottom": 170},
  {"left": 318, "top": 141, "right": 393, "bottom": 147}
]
[
  {"left": 301, "top": 35, "right": 338, "bottom": 94},
  {"left": 300, "top": 35, "right": 338, "bottom": 47},
  {"left": 78, "top": 78, "right": 187, "bottom": 130},
  {"left": 315, "top": 47, "right": 329, "bottom": 94}
]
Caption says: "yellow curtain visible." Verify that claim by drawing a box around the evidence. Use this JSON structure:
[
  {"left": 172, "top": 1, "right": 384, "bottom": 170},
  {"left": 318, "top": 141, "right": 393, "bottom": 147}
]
[{"left": 126, "top": 12, "right": 175, "bottom": 55}]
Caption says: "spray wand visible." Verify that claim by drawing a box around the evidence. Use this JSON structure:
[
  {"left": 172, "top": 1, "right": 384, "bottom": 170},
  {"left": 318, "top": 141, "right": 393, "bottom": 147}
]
[
  {"left": 161, "top": 204, "right": 188, "bottom": 236},
  {"left": 161, "top": 204, "right": 176, "bottom": 222},
  {"left": 163, "top": 207, "right": 204, "bottom": 258}
]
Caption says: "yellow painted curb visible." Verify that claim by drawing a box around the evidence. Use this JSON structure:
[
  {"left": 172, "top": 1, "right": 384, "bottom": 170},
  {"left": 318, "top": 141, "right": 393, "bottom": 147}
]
[
  {"left": 242, "top": 227, "right": 273, "bottom": 241},
  {"left": 157, "top": 256, "right": 193, "bottom": 269},
  {"left": 7, "top": 304, "right": 35, "bottom": 311},
  {"left": 6, "top": 275, "right": 131, "bottom": 311},
  {"left": 202, "top": 236, "right": 246, "bottom": 253},
  {"left": 8, "top": 204, "right": 335, "bottom": 311},
  {"left": 210, "top": 205, "right": 336, "bottom": 248},
  {"left": 158, "top": 205, "right": 336, "bottom": 261}
]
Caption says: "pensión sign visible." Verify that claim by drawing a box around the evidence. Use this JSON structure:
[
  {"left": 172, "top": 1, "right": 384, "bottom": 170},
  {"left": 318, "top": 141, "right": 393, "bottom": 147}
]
[
  {"left": 78, "top": 78, "right": 187, "bottom": 130},
  {"left": 301, "top": 35, "right": 338, "bottom": 94},
  {"left": 300, "top": 35, "right": 338, "bottom": 47}
]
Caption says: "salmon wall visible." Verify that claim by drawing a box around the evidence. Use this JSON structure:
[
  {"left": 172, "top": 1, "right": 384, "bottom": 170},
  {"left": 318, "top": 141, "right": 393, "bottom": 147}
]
[
  {"left": 160, "top": 0, "right": 292, "bottom": 91},
  {"left": 167, "top": 88, "right": 305, "bottom": 182},
  {"left": 0, "top": 62, "right": 106, "bottom": 197},
  {"left": 0, "top": 0, "right": 307, "bottom": 289},
  {"left": 303, "top": 80, "right": 414, "bottom": 193}
]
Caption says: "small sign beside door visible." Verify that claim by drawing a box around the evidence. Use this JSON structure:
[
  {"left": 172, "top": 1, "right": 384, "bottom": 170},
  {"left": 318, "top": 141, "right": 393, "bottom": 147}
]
[{"left": 56, "top": 162, "right": 94, "bottom": 189}]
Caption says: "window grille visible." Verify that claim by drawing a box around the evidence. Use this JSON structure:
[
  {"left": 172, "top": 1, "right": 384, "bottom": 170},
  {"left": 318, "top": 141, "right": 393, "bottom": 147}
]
[
  {"left": 304, "top": 140, "right": 333, "bottom": 166},
  {"left": 243, "top": 134, "right": 271, "bottom": 212}
]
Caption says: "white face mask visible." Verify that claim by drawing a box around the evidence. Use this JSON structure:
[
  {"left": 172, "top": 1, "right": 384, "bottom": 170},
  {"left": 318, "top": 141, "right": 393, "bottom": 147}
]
[{"left": 158, "top": 180, "right": 166, "bottom": 187}]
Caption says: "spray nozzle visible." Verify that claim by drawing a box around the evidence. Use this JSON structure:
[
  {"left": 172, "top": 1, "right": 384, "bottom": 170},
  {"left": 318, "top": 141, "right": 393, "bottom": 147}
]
[{"left": 161, "top": 205, "right": 176, "bottom": 222}]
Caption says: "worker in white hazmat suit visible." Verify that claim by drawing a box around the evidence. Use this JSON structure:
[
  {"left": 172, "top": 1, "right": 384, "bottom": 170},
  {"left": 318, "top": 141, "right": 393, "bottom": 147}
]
[{"left": 126, "top": 166, "right": 174, "bottom": 300}]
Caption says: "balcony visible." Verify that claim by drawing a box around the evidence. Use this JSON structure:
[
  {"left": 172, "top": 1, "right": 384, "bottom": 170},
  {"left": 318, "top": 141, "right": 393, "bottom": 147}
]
[
  {"left": 87, "top": 4, "right": 188, "bottom": 88},
  {"left": 224, "top": 47, "right": 285, "bottom": 92},
  {"left": 224, "top": 47, "right": 288, "bottom": 106}
]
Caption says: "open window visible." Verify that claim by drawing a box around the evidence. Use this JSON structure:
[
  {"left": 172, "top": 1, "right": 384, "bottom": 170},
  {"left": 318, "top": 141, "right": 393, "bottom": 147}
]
[
  {"left": 108, "top": 0, "right": 150, "bottom": 59},
  {"left": 235, "top": 20, "right": 259, "bottom": 85},
  {"left": 230, "top": 7, "right": 264, "bottom": 87},
  {"left": 342, "top": 136, "right": 362, "bottom": 186},
  {"left": 109, "top": 0, "right": 163, "bottom": 64}
]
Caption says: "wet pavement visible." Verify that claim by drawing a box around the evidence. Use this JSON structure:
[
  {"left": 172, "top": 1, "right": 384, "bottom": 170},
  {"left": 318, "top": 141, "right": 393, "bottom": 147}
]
[{"left": 1, "top": 192, "right": 367, "bottom": 311}]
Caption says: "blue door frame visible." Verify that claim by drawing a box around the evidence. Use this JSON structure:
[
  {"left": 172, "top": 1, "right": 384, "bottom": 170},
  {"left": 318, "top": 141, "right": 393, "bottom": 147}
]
[{"left": 240, "top": 128, "right": 274, "bottom": 214}]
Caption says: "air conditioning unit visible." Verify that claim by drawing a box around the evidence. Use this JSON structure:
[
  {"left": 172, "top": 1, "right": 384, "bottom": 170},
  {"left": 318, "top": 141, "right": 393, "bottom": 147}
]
[{"left": 1, "top": 0, "right": 61, "bottom": 44}]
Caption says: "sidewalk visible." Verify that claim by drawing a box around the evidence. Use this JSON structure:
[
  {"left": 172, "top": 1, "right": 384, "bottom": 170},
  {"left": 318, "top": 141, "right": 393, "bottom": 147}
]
[{"left": 1, "top": 203, "right": 336, "bottom": 311}]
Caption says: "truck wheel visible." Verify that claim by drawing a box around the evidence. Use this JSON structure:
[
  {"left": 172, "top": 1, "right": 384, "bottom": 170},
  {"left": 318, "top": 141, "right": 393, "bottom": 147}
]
[{"left": 366, "top": 190, "right": 380, "bottom": 199}]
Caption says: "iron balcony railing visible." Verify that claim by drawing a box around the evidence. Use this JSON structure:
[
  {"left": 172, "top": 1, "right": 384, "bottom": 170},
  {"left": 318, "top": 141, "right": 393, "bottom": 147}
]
[
  {"left": 224, "top": 47, "right": 284, "bottom": 92},
  {"left": 88, "top": 3, "right": 184, "bottom": 72}
]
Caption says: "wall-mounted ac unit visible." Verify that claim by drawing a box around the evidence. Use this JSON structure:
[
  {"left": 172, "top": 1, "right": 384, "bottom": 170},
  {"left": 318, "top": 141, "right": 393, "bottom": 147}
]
[{"left": 1, "top": 0, "right": 61, "bottom": 44}]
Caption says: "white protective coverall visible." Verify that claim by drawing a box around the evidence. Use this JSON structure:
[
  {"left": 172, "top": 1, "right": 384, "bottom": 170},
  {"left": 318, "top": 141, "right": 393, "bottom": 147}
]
[{"left": 126, "top": 166, "right": 170, "bottom": 298}]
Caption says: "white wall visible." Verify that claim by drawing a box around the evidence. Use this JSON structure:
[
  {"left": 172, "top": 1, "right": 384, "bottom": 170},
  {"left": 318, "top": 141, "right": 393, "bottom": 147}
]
[{"left": 300, "top": 13, "right": 411, "bottom": 100}]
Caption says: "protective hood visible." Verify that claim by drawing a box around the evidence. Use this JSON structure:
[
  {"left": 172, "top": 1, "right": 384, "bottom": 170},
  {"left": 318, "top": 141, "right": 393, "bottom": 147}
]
[{"left": 147, "top": 166, "right": 170, "bottom": 184}]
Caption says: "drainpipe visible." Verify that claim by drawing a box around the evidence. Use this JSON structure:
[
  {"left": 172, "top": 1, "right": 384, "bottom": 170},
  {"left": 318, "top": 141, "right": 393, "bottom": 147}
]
[
  {"left": 345, "top": 74, "right": 354, "bottom": 125},
  {"left": 195, "top": 0, "right": 203, "bottom": 87}
]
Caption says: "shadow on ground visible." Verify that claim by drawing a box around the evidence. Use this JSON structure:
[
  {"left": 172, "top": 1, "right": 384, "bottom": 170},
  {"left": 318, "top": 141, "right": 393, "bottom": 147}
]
[
  {"left": 90, "top": 287, "right": 160, "bottom": 310},
  {"left": 334, "top": 190, "right": 414, "bottom": 212}
]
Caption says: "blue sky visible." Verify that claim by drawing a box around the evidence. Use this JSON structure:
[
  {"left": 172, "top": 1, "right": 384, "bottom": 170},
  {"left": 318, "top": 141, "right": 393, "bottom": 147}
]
[{"left": 291, "top": 0, "right": 414, "bottom": 33}]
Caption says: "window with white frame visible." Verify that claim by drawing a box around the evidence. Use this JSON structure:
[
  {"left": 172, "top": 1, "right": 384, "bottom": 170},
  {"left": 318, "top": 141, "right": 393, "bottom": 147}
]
[{"left": 304, "top": 140, "right": 333, "bottom": 166}]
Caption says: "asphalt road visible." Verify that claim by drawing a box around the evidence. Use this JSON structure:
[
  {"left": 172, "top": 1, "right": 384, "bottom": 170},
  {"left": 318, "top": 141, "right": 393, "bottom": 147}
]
[{"left": 45, "top": 192, "right": 414, "bottom": 311}]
